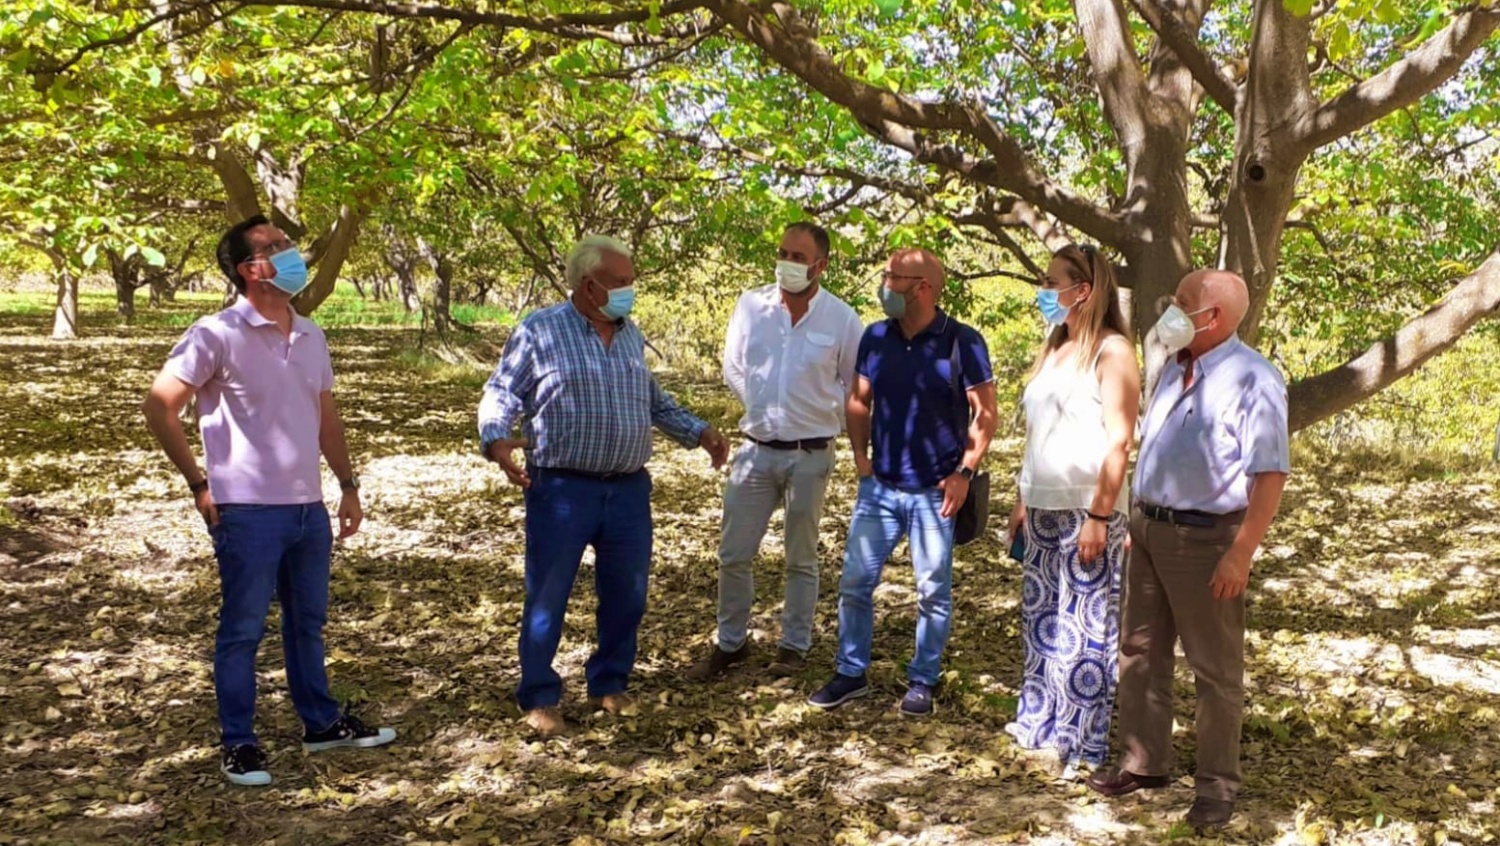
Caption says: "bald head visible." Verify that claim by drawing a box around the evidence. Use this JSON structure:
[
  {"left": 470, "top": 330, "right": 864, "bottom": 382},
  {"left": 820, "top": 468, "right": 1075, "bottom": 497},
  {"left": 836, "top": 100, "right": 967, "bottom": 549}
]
[
  {"left": 1175, "top": 269, "right": 1248, "bottom": 354},
  {"left": 889, "top": 247, "right": 945, "bottom": 289}
]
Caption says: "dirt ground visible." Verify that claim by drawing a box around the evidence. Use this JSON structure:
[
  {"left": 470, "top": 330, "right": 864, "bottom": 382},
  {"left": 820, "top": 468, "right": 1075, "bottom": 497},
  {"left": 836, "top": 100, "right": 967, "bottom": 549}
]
[{"left": 2, "top": 303, "right": 1498, "bottom": 845}]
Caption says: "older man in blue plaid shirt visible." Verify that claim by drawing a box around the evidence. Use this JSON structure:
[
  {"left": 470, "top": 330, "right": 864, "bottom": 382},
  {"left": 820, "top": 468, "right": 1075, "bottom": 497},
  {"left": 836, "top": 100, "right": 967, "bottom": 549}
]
[{"left": 479, "top": 235, "right": 730, "bottom": 735}]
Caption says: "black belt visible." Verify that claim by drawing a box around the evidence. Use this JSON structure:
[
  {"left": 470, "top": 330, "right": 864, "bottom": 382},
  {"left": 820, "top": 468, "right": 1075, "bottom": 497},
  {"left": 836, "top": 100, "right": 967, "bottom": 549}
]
[
  {"left": 535, "top": 466, "right": 645, "bottom": 482},
  {"left": 748, "top": 436, "right": 832, "bottom": 451},
  {"left": 1136, "top": 503, "right": 1242, "bottom": 528}
]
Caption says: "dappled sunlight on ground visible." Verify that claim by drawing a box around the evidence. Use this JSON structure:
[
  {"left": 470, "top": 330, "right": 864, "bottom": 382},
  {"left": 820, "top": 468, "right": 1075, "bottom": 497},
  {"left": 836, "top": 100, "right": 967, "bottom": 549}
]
[{"left": 2, "top": 307, "right": 1499, "bottom": 844}]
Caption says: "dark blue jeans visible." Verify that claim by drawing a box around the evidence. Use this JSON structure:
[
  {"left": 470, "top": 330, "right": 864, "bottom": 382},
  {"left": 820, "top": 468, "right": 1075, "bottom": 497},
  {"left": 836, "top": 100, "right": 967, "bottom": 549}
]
[
  {"left": 211, "top": 503, "right": 342, "bottom": 747},
  {"left": 518, "top": 468, "right": 653, "bottom": 710}
]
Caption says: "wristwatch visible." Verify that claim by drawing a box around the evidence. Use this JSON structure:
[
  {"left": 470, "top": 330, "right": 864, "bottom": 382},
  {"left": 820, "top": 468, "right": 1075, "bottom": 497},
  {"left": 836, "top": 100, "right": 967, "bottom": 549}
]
[
  {"left": 958, "top": 465, "right": 977, "bottom": 480},
  {"left": 340, "top": 475, "right": 360, "bottom": 492}
]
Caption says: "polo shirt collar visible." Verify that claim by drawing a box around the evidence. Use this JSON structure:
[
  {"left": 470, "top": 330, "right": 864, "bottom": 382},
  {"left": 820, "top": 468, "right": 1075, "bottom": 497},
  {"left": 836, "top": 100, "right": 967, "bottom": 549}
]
[
  {"left": 887, "top": 308, "right": 951, "bottom": 339},
  {"left": 231, "top": 296, "right": 295, "bottom": 328}
]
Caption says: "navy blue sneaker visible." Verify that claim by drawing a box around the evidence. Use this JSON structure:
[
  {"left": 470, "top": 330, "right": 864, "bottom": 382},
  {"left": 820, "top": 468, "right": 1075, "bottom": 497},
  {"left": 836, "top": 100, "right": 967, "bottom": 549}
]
[
  {"left": 808, "top": 673, "right": 870, "bottom": 710},
  {"left": 900, "top": 681, "right": 935, "bottom": 717}
]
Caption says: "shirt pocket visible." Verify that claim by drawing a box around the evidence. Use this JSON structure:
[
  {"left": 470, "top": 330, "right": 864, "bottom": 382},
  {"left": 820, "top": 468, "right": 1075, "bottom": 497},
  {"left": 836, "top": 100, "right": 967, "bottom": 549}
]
[{"left": 802, "top": 331, "right": 839, "bottom": 372}]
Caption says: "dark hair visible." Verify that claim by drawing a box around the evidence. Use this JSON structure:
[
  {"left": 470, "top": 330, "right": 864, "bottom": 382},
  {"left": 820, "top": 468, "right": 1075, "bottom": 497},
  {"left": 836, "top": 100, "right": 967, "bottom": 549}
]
[
  {"left": 783, "top": 221, "right": 831, "bottom": 259},
  {"left": 216, "top": 214, "right": 270, "bottom": 294}
]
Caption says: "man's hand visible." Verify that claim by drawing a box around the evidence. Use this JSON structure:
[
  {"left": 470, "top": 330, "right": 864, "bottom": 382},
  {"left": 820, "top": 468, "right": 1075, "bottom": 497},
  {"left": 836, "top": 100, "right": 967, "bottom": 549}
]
[
  {"left": 1209, "top": 546, "right": 1253, "bottom": 599},
  {"left": 337, "top": 491, "right": 363, "bottom": 539},
  {"left": 485, "top": 437, "right": 531, "bottom": 488},
  {"left": 698, "top": 427, "right": 730, "bottom": 469},
  {"left": 194, "top": 486, "right": 219, "bottom": 529},
  {"left": 854, "top": 454, "right": 874, "bottom": 479},
  {"left": 1077, "top": 517, "right": 1107, "bottom": 564},
  {"left": 937, "top": 472, "right": 971, "bottom": 519}
]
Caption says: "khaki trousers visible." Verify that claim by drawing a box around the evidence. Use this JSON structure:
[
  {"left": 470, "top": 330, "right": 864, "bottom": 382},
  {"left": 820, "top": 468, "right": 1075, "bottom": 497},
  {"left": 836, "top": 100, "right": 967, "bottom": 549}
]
[{"left": 1117, "top": 507, "right": 1245, "bottom": 801}]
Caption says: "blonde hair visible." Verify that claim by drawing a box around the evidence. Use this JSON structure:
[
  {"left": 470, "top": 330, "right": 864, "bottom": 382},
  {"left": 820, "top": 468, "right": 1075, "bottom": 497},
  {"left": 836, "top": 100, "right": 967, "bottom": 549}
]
[{"left": 1028, "top": 244, "right": 1132, "bottom": 377}]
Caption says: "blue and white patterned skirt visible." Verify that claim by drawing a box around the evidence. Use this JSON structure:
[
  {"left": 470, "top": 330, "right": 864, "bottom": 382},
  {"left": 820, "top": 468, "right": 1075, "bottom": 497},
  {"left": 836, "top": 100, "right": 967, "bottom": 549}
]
[{"left": 1005, "top": 507, "right": 1127, "bottom": 767}]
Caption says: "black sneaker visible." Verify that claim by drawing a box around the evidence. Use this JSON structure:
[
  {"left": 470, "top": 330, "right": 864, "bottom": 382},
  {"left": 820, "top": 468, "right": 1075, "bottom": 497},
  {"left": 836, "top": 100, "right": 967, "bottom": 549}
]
[
  {"left": 221, "top": 743, "right": 271, "bottom": 786},
  {"left": 808, "top": 673, "right": 870, "bottom": 710},
  {"left": 303, "top": 712, "right": 397, "bottom": 753},
  {"left": 684, "top": 644, "right": 753, "bottom": 681},
  {"left": 900, "top": 681, "right": 935, "bottom": 717}
]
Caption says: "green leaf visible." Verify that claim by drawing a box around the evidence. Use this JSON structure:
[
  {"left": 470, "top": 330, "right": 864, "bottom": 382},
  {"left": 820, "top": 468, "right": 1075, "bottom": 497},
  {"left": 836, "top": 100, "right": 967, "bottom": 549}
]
[
  {"left": 141, "top": 246, "right": 166, "bottom": 267},
  {"left": 1283, "top": 0, "right": 1315, "bottom": 16}
]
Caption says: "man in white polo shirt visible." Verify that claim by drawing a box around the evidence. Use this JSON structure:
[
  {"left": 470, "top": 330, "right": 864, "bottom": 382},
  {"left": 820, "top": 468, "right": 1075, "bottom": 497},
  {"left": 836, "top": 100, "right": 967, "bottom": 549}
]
[
  {"left": 142, "top": 215, "right": 395, "bottom": 786},
  {"left": 687, "top": 222, "right": 864, "bottom": 680}
]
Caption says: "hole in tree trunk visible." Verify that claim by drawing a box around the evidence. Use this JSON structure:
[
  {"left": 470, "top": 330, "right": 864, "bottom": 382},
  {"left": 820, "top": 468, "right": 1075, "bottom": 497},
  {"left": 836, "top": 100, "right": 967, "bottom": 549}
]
[{"left": 1245, "top": 161, "right": 1267, "bottom": 183}]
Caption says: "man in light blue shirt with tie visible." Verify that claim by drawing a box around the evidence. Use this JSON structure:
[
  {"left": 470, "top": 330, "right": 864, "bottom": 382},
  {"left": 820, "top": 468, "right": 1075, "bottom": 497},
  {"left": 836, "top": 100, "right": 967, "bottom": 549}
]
[{"left": 1087, "top": 270, "right": 1290, "bottom": 832}]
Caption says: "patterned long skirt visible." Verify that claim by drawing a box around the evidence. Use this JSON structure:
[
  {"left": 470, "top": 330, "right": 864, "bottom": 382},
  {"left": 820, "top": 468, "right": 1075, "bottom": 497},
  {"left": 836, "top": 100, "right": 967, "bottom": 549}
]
[{"left": 1005, "top": 507, "right": 1128, "bottom": 767}]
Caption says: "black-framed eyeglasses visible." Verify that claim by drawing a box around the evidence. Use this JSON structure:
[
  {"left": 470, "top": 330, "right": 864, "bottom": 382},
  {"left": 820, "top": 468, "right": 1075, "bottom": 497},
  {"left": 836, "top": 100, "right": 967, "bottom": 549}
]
[
  {"left": 248, "top": 239, "right": 297, "bottom": 260},
  {"left": 880, "top": 269, "right": 925, "bottom": 284}
]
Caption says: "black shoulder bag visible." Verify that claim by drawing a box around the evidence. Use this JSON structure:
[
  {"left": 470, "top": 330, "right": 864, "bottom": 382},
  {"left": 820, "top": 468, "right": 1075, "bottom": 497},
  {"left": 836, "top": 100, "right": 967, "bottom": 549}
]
[{"left": 949, "top": 326, "right": 990, "bottom": 546}]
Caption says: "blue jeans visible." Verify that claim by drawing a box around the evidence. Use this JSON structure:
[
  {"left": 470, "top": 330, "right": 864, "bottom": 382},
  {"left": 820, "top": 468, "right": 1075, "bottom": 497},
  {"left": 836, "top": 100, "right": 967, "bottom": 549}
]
[
  {"left": 211, "top": 503, "right": 342, "bottom": 747},
  {"left": 519, "top": 468, "right": 653, "bottom": 711},
  {"left": 836, "top": 475, "right": 955, "bottom": 686}
]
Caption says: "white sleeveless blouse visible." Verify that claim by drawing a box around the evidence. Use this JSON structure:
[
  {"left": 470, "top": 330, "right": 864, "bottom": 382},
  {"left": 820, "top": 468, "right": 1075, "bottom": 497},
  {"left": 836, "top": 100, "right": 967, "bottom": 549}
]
[{"left": 1018, "top": 335, "right": 1130, "bottom": 514}]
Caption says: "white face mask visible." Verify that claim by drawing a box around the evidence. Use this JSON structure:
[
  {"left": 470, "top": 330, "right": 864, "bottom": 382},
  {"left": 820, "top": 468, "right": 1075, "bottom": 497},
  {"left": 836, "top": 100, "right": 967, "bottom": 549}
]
[
  {"left": 775, "top": 260, "right": 814, "bottom": 294},
  {"left": 1154, "top": 303, "right": 1213, "bottom": 352}
]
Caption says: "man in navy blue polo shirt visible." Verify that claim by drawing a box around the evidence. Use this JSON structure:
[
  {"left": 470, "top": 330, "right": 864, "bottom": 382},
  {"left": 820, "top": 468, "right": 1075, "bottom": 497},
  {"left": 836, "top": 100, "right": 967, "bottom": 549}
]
[{"left": 809, "top": 248, "right": 997, "bottom": 717}]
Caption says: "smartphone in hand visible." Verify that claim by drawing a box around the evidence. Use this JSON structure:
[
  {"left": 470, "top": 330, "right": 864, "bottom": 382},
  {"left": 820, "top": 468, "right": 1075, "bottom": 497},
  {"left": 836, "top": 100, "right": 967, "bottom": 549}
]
[{"left": 1007, "top": 531, "right": 1026, "bottom": 563}]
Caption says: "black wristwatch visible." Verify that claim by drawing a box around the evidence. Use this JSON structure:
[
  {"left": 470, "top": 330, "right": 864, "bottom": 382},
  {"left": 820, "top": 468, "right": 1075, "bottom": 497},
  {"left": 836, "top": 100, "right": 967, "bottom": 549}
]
[
  {"left": 958, "top": 465, "right": 977, "bottom": 480},
  {"left": 188, "top": 477, "right": 209, "bottom": 495},
  {"left": 339, "top": 475, "right": 360, "bottom": 492}
]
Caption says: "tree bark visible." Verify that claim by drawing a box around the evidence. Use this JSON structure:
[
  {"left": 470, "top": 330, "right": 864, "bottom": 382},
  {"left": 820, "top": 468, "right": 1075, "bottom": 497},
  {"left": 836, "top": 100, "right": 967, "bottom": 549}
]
[
  {"left": 108, "top": 248, "right": 144, "bottom": 323},
  {"left": 51, "top": 262, "right": 78, "bottom": 340},
  {"left": 292, "top": 204, "right": 364, "bottom": 315},
  {"left": 417, "top": 236, "right": 453, "bottom": 334},
  {"left": 1287, "top": 249, "right": 1500, "bottom": 432}
]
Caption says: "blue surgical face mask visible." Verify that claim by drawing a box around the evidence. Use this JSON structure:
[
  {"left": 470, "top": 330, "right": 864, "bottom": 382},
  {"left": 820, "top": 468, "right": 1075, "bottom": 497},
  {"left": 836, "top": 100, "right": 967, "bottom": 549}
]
[
  {"left": 266, "top": 248, "right": 309, "bottom": 296},
  {"left": 594, "top": 281, "right": 636, "bottom": 320},
  {"left": 879, "top": 284, "right": 910, "bottom": 319},
  {"left": 1035, "top": 284, "right": 1079, "bottom": 325}
]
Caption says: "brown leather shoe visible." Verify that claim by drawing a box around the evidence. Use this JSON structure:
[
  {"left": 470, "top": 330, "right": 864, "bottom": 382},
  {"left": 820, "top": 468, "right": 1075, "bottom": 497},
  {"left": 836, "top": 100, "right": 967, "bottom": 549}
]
[
  {"left": 1085, "top": 767, "right": 1171, "bottom": 797},
  {"left": 589, "top": 693, "right": 639, "bottom": 716},
  {"left": 684, "top": 644, "right": 752, "bottom": 681},
  {"left": 1185, "top": 797, "right": 1234, "bottom": 829},
  {"left": 766, "top": 647, "right": 806, "bottom": 678},
  {"left": 524, "top": 707, "right": 566, "bottom": 736}
]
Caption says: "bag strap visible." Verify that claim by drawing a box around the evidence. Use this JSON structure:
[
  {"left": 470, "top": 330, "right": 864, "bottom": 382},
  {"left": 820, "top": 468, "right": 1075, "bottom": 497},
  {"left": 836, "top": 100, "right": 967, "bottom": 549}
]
[{"left": 948, "top": 321, "right": 971, "bottom": 430}]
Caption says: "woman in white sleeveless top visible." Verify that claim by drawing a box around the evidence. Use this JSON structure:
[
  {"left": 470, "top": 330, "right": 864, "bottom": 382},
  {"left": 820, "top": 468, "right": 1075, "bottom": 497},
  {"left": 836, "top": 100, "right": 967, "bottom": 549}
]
[{"left": 1003, "top": 244, "right": 1140, "bottom": 774}]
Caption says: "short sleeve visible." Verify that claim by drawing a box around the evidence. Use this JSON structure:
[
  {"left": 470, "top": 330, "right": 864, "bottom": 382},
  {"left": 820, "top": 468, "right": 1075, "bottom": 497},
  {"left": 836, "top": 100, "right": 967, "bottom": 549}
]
[
  {"left": 164, "top": 322, "right": 222, "bottom": 388},
  {"left": 314, "top": 328, "right": 334, "bottom": 392},
  {"left": 854, "top": 326, "right": 876, "bottom": 380},
  {"left": 958, "top": 325, "right": 994, "bottom": 390},
  {"left": 1240, "top": 373, "right": 1290, "bottom": 476}
]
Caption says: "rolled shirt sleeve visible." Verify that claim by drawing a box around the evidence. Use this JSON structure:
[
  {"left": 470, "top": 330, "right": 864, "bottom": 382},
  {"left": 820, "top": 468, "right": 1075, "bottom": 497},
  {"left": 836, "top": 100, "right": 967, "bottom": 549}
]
[
  {"left": 650, "top": 374, "right": 709, "bottom": 448},
  {"left": 478, "top": 323, "right": 535, "bottom": 452}
]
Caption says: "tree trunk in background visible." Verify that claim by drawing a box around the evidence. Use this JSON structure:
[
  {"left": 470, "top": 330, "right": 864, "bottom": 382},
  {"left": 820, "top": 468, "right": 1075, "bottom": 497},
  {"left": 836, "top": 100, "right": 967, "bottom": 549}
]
[
  {"left": 417, "top": 236, "right": 453, "bottom": 334},
  {"left": 51, "top": 265, "right": 78, "bottom": 340},
  {"left": 108, "top": 249, "right": 143, "bottom": 324}
]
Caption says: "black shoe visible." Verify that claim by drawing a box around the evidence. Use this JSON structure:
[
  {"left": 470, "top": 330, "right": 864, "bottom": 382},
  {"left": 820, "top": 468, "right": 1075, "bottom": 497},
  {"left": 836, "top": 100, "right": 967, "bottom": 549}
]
[
  {"left": 808, "top": 673, "right": 870, "bottom": 710},
  {"left": 766, "top": 647, "right": 807, "bottom": 678},
  {"left": 685, "top": 644, "right": 753, "bottom": 681},
  {"left": 303, "top": 712, "right": 397, "bottom": 752},
  {"left": 221, "top": 743, "right": 271, "bottom": 786},
  {"left": 1085, "top": 766, "right": 1171, "bottom": 797},
  {"left": 1186, "top": 797, "right": 1234, "bottom": 830},
  {"left": 899, "top": 681, "right": 935, "bottom": 717}
]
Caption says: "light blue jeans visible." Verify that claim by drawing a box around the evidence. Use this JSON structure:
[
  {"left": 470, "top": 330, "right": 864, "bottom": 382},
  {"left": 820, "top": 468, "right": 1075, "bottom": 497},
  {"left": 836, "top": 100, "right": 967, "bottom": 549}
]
[
  {"left": 717, "top": 442, "right": 834, "bottom": 655},
  {"left": 835, "top": 475, "right": 955, "bottom": 686}
]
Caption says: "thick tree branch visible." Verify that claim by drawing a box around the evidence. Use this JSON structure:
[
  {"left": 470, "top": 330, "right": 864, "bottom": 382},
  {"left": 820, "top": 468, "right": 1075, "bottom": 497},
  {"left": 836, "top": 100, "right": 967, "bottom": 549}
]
[
  {"left": 1128, "top": 0, "right": 1238, "bottom": 112},
  {"left": 1301, "top": 5, "right": 1500, "bottom": 150},
  {"left": 1073, "top": 0, "right": 1153, "bottom": 157},
  {"left": 1287, "top": 248, "right": 1500, "bottom": 432},
  {"left": 702, "top": 0, "right": 1126, "bottom": 245}
]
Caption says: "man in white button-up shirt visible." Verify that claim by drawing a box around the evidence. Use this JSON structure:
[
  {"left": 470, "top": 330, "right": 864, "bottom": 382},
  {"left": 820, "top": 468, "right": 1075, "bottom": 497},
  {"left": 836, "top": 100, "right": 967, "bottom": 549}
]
[{"left": 687, "top": 222, "right": 865, "bottom": 680}]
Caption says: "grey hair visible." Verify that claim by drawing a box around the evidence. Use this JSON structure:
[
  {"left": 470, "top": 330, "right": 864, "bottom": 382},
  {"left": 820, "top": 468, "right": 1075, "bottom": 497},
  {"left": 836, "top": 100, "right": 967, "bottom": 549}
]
[{"left": 565, "top": 235, "right": 632, "bottom": 290}]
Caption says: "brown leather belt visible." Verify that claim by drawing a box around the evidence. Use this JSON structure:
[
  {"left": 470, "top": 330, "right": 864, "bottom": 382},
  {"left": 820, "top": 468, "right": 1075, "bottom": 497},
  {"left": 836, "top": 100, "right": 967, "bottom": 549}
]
[
  {"left": 1137, "top": 503, "right": 1244, "bottom": 528},
  {"left": 748, "top": 436, "right": 832, "bottom": 451}
]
